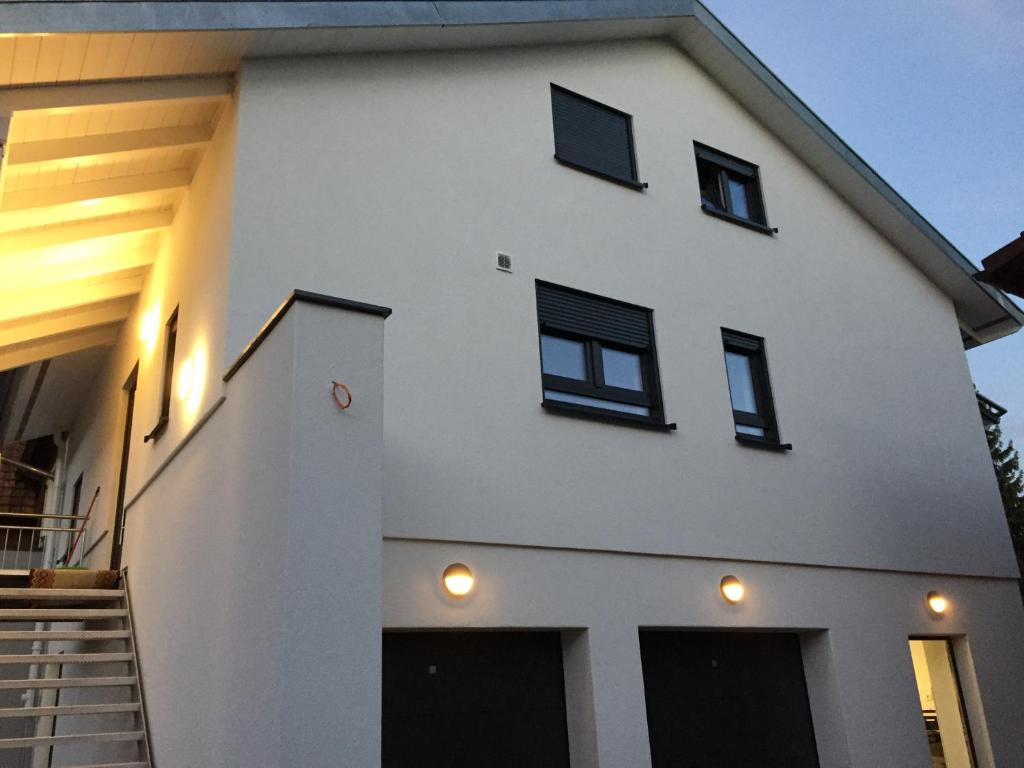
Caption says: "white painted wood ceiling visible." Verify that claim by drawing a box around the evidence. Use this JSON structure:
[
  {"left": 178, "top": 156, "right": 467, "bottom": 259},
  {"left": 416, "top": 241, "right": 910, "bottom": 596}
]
[
  {"left": 0, "top": 32, "right": 238, "bottom": 372},
  {"left": 0, "top": 31, "right": 251, "bottom": 86}
]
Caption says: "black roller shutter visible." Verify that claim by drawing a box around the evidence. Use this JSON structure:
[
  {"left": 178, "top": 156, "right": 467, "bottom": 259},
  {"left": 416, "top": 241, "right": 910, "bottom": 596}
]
[
  {"left": 537, "top": 281, "right": 652, "bottom": 349},
  {"left": 551, "top": 84, "right": 637, "bottom": 184}
]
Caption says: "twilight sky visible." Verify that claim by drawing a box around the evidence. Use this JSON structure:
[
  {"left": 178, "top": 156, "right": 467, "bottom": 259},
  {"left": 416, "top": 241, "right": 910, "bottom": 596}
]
[{"left": 705, "top": 0, "right": 1024, "bottom": 446}]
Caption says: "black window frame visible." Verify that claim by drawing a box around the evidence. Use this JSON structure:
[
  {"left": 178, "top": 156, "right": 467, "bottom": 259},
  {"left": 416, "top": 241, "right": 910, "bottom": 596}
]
[
  {"left": 144, "top": 306, "right": 178, "bottom": 443},
  {"left": 721, "top": 328, "right": 789, "bottom": 451},
  {"left": 550, "top": 83, "right": 647, "bottom": 191},
  {"left": 537, "top": 281, "right": 673, "bottom": 431},
  {"left": 694, "top": 142, "right": 773, "bottom": 234}
]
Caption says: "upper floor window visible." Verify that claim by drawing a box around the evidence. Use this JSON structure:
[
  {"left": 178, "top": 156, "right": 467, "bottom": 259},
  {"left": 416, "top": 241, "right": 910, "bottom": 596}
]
[
  {"left": 144, "top": 306, "right": 178, "bottom": 443},
  {"left": 551, "top": 84, "right": 646, "bottom": 190},
  {"left": 695, "top": 143, "right": 770, "bottom": 232},
  {"left": 537, "top": 281, "right": 672, "bottom": 430},
  {"left": 722, "top": 329, "right": 789, "bottom": 450}
]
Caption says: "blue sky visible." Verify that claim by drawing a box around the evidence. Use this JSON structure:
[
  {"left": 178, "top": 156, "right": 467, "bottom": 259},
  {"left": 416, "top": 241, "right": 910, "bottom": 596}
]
[{"left": 705, "top": 0, "right": 1024, "bottom": 447}]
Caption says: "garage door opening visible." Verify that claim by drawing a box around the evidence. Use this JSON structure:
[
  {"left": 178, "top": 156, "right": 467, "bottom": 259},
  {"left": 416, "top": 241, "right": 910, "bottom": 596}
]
[
  {"left": 908, "top": 638, "right": 977, "bottom": 768},
  {"left": 640, "top": 630, "right": 820, "bottom": 768},
  {"left": 382, "top": 631, "right": 570, "bottom": 768}
]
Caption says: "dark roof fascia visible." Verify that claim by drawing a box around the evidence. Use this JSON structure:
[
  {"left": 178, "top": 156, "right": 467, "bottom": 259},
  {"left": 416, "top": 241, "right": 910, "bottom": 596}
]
[
  {"left": 686, "top": 1, "right": 1024, "bottom": 333},
  {"left": 0, "top": 0, "right": 697, "bottom": 34},
  {"left": 222, "top": 289, "right": 392, "bottom": 383}
]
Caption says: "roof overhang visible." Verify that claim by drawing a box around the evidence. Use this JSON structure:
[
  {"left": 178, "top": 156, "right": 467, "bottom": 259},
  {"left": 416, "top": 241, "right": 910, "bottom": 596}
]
[
  {"left": 0, "top": 0, "right": 1019, "bottom": 348},
  {"left": 976, "top": 233, "right": 1024, "bottom": 300}
]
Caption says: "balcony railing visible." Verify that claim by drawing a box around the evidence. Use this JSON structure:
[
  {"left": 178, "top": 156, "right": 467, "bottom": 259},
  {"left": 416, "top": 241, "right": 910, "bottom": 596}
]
[
  {"left": 0, "top": 452, "right": 90, "bottom": 576},
  {"left": 0, "top": 513, "right": 85, "bottom": 575}
]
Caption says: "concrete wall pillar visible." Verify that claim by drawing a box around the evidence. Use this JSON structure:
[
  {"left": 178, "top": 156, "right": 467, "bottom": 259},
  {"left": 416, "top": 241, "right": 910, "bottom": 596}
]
[
  {"left": 587, "top": 623, "right": 652, "bottom": 767},
  {"left": 277, "top": 299, "right": 386, "bottom": 767}
]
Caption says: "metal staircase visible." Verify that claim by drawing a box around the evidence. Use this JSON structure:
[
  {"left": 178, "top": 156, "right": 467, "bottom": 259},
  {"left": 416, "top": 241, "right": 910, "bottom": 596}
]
[{"left": 0, "top": 580, "right": 152, "bottom": 768}]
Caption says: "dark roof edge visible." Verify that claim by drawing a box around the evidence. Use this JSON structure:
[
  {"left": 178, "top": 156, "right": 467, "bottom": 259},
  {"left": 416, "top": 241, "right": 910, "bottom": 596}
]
[
  {"left": 222, "top": 289, "right": 392, "bottom": 383},
  {"left": 689, "top": 1, "right": 1023, "bottom": 333},
  {"left": 0, "top": 0, "right": 696, "bottom": 34}
]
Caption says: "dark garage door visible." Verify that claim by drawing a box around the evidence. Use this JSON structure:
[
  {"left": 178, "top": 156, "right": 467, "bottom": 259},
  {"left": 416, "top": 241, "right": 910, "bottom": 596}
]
[
  {"left": 383, "top": 631, "right": 570, "bottom": 768},
  {"left": 640, "top": 631, "right": 820, "bottom": 768}
]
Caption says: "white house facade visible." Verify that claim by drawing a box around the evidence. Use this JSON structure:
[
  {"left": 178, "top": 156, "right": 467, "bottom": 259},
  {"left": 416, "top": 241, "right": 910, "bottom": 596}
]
[{"left": 0, "top": 2, "right": 1021, "bottom": 767}]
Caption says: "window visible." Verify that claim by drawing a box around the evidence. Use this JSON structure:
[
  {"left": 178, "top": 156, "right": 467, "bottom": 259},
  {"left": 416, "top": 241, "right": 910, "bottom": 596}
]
[
  {"left": 721, "top": 329, "right": 788, "bottom": 449},
  {"left": 694, "top": 143, "right": 770, "bottom": 231},
  {"left": 551, "top": 84, "right": 645, "bottom": 190},
  {"left": 144, "top": 307, "right": 178, "bottom": 443},
  {"left": 536, "top": 281, "right": 671, "bottom": 429}
]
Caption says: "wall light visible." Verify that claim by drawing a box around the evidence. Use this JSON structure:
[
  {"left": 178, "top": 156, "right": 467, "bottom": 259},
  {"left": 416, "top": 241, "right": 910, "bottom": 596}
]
[
  {"left": 140, "top": 304, "right": 160, "bottom": 347},
  {"left": 720, "top": 575, "right": 745, "bottom": 604},
  {"left": 926, "top": 591, "right": 948, "bottom": 615},
  {"left": 177, "top": 357, "right": 194, "bottom": 402},
  {"left": 442, "top": 563, "right": 475, "bottom": 597}
]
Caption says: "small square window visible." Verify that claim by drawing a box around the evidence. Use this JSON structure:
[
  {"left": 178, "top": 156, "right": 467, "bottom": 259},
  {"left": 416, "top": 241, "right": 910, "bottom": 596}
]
[
  {"left": 537, "top": 281, "right": 671, "bottom": 429},
  {"left": 721, "top": 329, "right": 786, "bottom": 448},
  {"left": 551, "top": 84, "right": 644, "bottom": 190},
  {"left": 695, "top": 143, "right": 769, "bottom": 231}
]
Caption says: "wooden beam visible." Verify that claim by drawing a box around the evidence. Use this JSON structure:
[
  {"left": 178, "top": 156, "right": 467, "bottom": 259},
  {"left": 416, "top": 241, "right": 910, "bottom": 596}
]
[
  {"left": 0, "top": 75, "right": 233, "bottom": 115},
  {"left": 0, "top": 209, "right": 172, "bottom": 253},
  {"left": 0, "top": 324, "right": 120, "bottom": 372},
  {"left": 0, "top": 298, "right": 133, "bottom": 348},
  {"left": 7, "top": 247, "right": 158, "bottom": 290},
  {"left": 0, "top": 269, "right": 144, "bottom": 323},
  {"left": 0, "top": 169, "right": 190, "bottom": 212},
  {"left": 7, "top": 123, "right": 214, "bottom": 167}
]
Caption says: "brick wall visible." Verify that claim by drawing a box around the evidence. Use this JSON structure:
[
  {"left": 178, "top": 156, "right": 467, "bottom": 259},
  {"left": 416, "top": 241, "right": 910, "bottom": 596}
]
[{"left": 0, "top": 440, "right": 49, "bottom": 551}]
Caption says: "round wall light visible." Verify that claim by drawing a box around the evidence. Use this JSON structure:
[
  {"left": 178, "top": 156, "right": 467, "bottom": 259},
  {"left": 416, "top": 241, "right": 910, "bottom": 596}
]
[
  {"left": 926, "top": 591, "right": 948, "bottom": 615},
  {"left": 442, "top": 563, "right": 475, "bottom": 597},
  {"left": 720, "top": 575, "right": 745, "bottom": 604}
]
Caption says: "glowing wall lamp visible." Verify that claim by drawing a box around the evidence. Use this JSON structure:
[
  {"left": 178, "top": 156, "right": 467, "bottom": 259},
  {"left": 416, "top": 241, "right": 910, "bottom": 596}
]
[
  {"left": 442, "top": 563, "right": 475, "bottom": 597},
  {"left": 176, "top": 357, "right": 194, "bottom": 401},
  {"left": 176, "top": 340, "right": 208, "bottom": 418},
  {"left": 140, "top": 304, "right": 161, "bottom": 349},
  {"left": 720, "top": 575, "right": 745, "bottom": 604},
  {"left": 926, "top": 591, "right": 949, "bottom": 615}
]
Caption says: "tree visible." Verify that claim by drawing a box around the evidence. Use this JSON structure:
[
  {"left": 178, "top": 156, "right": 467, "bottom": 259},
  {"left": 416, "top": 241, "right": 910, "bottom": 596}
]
[{"left": 985, "top": 422, "right": 1024, "bottom": 601}]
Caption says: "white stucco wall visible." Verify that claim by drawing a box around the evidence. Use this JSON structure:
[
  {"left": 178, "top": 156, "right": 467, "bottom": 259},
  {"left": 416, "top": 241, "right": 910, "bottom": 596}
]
[
  {"left": 382, "top": 538, "right": 1024, "bottom": 767},
  {"left": 226, "top": 39, "right": 1015, "bottom": 579},
  {"left": 121, "top": 300, "right": 386, "bottom": 767},
  {"left": 62, "top": 89, "right": 239, "bottom": 570}
]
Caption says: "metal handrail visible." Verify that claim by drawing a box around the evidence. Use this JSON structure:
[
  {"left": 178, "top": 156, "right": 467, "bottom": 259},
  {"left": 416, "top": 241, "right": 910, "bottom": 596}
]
[
  {"left": 0, "top": 453, "right": 54, "bottom": 482},
  {"left": 0, "top": 525, "right": 84, "bottom": 534},
  {"left": 0, "top": 511, "right": 85, "bottom": 521}
]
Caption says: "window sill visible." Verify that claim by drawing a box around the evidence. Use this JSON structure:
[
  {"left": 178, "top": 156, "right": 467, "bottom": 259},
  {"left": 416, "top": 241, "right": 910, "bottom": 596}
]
[
  {"left": 144, "top": 416, "right": 168, "bottom": 444},
  {"left": 554, "top": 156, "right": 648, "bottom": 191},
  {"left": 701, "top": 204, "right": 776, "bottom": 235},
  {"left": 734, "top": 434, "right": 792, "bottom": 452},
  {"left": 542, "top": 400, "right": 676, "bottom": 432}
]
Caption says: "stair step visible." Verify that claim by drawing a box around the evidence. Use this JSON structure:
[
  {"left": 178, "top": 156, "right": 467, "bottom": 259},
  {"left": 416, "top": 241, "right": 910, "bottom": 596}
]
[
  {"left": 0, "top": 652, "right": 134, "bottom": 665},
  {"left": 0, "top": 730, "right": 144, "bottom": 749},
  {"left": 0, "top": 588, "right": 124, "bottom": 602},
  {"left": 0, "top": 629, "right": 131, "bottom": 642},
  {"left": 0, "top": 608, "right": 126, "bottom": 621},
  {"left": 61, "top": 763, "right": 147, "bottom": 768},
  {"left": 0, "top": 702, "right": 141, "bottom": 718},
  {"left": 0, "top": 675, "right": 136, "bottom": 690}
]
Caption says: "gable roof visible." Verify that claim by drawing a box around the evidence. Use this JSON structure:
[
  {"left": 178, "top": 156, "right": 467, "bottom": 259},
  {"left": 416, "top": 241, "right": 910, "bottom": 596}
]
[{"left": 2, "top": 0, "right": 1019, "bottom": 345}]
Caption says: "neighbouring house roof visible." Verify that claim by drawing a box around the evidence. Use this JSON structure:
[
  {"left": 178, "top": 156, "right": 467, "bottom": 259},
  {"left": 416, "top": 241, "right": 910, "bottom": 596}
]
[
  {"left": 977, "top": 392, "right": 1007, "bottom": 427},
  {"left": 976, "top": 233, "right": 1024, "bottom": 300},
  {"left": 0, "top": 0, "right": 1020, "bottom": 350}
]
